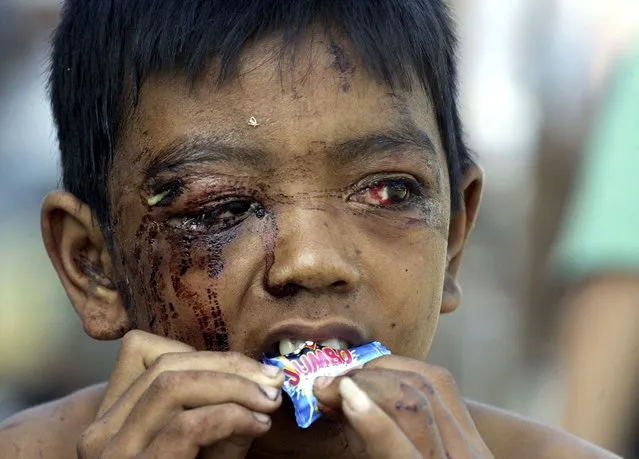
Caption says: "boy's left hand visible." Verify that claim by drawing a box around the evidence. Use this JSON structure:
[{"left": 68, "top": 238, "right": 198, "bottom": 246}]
[{"left": 314, "top": 355, "right": 494, "bottom": 459}]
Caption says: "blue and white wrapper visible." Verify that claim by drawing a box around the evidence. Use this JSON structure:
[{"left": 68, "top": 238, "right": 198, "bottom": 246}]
[{"left": 261, "top": 341, "right": 390, "bottom": 428}]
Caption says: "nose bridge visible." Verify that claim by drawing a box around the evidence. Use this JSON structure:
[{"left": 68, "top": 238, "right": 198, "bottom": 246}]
[{"left": 266, "top": 204, "right": 360, "bottom": 292}]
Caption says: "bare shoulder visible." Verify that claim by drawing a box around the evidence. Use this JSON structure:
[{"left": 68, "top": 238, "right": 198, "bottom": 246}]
[
  {"left": 0, "top": 383, "right": 106, "bottom": 459},
  {"left": 467, "top": 400, "right": 622, "bottom": 459}
]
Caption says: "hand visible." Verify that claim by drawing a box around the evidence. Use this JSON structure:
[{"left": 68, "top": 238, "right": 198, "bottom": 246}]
[
  {"left": 77, "top": 330, "right": 284, "bottom": 459},
  {"left": 313, "top": 355, "right": 494, "bottom": 459}
]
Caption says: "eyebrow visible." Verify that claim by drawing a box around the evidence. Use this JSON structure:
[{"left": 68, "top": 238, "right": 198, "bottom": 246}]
[
  {"left": 142, "top": 117, "right": 436, "bottom": 182},
  {"left": 331, "top": 117, "right": 436, "bottom": 168},
  {"left": 143, "top": 136, "right": 271, "bottom": 181}
]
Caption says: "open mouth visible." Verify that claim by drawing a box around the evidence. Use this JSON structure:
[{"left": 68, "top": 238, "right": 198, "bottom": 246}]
[
  {"left": 260, "top": 322, "right": 366, "bottom": 358},
  {"left": 264, "top": 338, "right": 351, "bottom": 357}
]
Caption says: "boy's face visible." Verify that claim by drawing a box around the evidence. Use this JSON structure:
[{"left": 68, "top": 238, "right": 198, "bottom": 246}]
[{"left": 48, "top": 34, "right": 480, "bottom": 366}]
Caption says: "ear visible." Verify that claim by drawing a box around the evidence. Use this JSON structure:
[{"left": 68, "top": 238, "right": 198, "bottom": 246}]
[
  {"left": 41, "top": 191, "right": 131, "bottom": 339},
  {"left": 441, "top": 164, "right": 483, "bottom": 314}
]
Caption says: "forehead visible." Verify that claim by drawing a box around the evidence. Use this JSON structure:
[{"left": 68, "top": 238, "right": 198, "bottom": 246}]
[{"left": 118, "top": 32, "right": 445, "bottom": 173}]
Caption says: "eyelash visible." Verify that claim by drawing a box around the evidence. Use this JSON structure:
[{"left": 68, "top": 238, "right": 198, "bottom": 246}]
[{"left": 171, "top": 198, "right": 265, "bottom": 232}]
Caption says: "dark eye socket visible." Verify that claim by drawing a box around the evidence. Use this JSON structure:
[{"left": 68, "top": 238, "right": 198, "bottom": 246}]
[
  {"left": 174, "top": 198, "right": 263, "bottom": 231},
  {"left": 215, "top": 200, "right": 253, "bottom": 217}
]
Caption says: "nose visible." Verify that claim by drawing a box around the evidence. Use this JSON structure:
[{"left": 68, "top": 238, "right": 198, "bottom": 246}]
[{"left": 265, "top": 208, "right": 360, "bottom": 297}]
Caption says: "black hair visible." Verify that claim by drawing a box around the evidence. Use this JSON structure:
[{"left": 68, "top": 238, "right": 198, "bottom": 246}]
[{"left": 49, "top": 0, "right": 472, "bottom": 237}]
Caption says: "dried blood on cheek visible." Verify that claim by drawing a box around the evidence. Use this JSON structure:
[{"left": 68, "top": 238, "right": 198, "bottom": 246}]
[
  {"left": 127, "top": 215, "right": 173, "bottom": 337},
  {"left": 164, "top": 226, "right": 242, "bottom": 351}
]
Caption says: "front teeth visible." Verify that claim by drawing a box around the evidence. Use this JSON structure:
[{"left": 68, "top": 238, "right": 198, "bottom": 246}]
[
  {"left": 319, "top": 338, "right": 347, "bottom": 350},
  {"left": 278, "top": 338, "right": 349, "bottom": 355},
  {"left": 278, "top": 338, "right": 307, "bottom": 356}
]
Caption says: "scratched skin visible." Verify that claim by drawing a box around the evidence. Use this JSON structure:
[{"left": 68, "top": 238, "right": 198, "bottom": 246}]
[{"left": 85, "top": 31, "right": 460, "bottom": 458}]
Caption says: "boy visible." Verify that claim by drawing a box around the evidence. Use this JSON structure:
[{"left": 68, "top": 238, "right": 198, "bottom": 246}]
[{"left": 0, "top": 1, "right": 618, "bottom": 457}]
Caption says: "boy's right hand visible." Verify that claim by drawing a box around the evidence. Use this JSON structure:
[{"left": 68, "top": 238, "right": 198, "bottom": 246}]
[{"left": 77, "top": 330, "right": 284, "bottom": 459}]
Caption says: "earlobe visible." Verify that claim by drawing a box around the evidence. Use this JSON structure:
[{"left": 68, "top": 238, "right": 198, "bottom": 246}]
[
  {"left": 441, "top": 164, "right": 483, "bottom": 314},
  {"left": 41, "top": 191, "right": 131, "bottom": 339}
]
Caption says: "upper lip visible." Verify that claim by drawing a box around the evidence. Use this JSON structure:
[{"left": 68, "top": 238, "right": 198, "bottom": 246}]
[{"left": 259, "top": 321, "right": 369, "bottom": 355}]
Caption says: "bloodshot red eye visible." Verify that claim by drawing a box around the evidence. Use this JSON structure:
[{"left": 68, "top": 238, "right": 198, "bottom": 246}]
[{"left": 363, "top": 181, "right": 411, "bottom": 206}]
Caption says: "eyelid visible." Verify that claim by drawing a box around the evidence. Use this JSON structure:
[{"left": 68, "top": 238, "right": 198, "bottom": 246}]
[
  {"left": 146, "top": 179, "right": 185, "bottom": 208},
  {"left": 167, "top": 197, "right": 259, "bottom": 231},
  {"left": 174, "top": 194, "right": 256, "bottom": 218}
]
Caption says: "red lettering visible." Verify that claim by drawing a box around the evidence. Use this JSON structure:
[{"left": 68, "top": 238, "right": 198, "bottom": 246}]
[
  {"left": 284, "top": 368, "right": 300, "bottom": 386},
  {"left": 315, "top": 349, "right": 331, "bottom": 368},
  {"left": 323, "top": 347, "right": 343, "bottom": 365},
  {"left": 307, "top": 351, "right": 322, "bottom": 372}
]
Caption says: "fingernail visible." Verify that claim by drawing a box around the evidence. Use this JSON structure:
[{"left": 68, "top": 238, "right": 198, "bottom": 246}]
[
  {"left": 339, "top": 377, "right": 371, "bottom": 413},
  {"left": 314, "top": 376, "right": 334, "bottom": 390},
  {"left": 261, "top": 364, "right": 282, "bottom": 378},
  {"left": 252, "top": 412, "right": 271, "bottom": 424},
  {"left": 259, "top": 384, "right": 280, "bottom": 401}
]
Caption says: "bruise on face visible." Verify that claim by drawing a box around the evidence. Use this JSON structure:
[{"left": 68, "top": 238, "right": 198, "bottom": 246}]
[{"left": 327, "top": 41, "right": 356, "bottom": 92}]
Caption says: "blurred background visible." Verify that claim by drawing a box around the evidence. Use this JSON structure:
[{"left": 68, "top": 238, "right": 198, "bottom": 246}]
[{"left": 1, "top": 0, "right": 638, "bottom": 456}]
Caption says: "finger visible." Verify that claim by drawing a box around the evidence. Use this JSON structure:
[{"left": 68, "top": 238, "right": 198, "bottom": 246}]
[
  {"left": 338, "top": 377, "right": 421, "bottom": 459},
  {"left": 365, "top": 375, "right": 445, "bottom": 455},
  {"left": 98, "top": 349, "right": 283, "bottom": 433},
  {"left": 115, "top": 370, "right": 282, "bottom": 452},
  {"left": 99, "top": 330, "right": 195, "bottom": 417},
  {"left": 418, "top": 385, "right": 478, "bottom": 457},
  {"left": 105, "top": 404, "right": 271, "bottom": 459},
  {"left": 314, "top": 369, "right": 428, "bottom": 411},
  {"left": 365, "top": 356, "right": 476, "bottom": 429},
  {"left": 318, "top": 370, "right": 447, "bottom": 455},
  {"left": 313, "top": 375, "right": 342, "bottom": 410},
  {"left": 354, "top": 364, "right": 485, "bottom": 456},
  {"left": 147, "top": 404, "right": 272, "bottom": 459}
]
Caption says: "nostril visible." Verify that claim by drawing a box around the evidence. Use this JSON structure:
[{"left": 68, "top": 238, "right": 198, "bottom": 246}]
[{"left": 267, "top": 283, "right": 301, "bottom": 298}]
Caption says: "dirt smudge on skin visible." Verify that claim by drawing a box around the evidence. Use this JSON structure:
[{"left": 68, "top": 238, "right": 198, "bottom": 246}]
[{"left": 327, "top": 41, "right": 355, "bottom": 93}]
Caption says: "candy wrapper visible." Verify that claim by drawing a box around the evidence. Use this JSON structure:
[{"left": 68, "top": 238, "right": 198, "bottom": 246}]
[{"left": 262, "top": 341, "right": 390, "bottom": 428}]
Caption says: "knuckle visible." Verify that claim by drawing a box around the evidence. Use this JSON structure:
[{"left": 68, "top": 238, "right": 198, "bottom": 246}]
[
  {"left": 152, "top": 352, "right": 176, "bottom": 372},
  {"left": 410, "top": 371, "right": 436, "bottom": 396},
  {"left": 121, "top": 329, "right": 145, "bottom": 349},
  {"left": 76, "top": 425, "right": 102, "bottom": 458},
  {"left": 76, "top": 436, "right": 91, "bottom": 458},
  {"left": 173, "top": 411, "right": 204, "bottom": 437},
  {"left": 429, "top": 365, "right": 455, "bottom": 388},
  {"left": 152, "top": 370, "right": 181, "bottom": 392},
  {"left": 405, "top": 370, "right": 430, "bottom": 388},
  {"left": 383, "top": 370, "right": 435, "bottom": 401},
  {"left": 219, "top": 404, "right": 256, "bottom": 430},
  {"left": 223, "top": 403, "right": 247, "bottom": 420}
]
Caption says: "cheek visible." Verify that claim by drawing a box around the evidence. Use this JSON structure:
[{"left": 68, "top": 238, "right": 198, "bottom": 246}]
[
  {"left": 119, "top": 215, "right": 271, "bottom": 351},
  {"left": 369, "top": 234, "right": 447, "bottom": 360}
]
